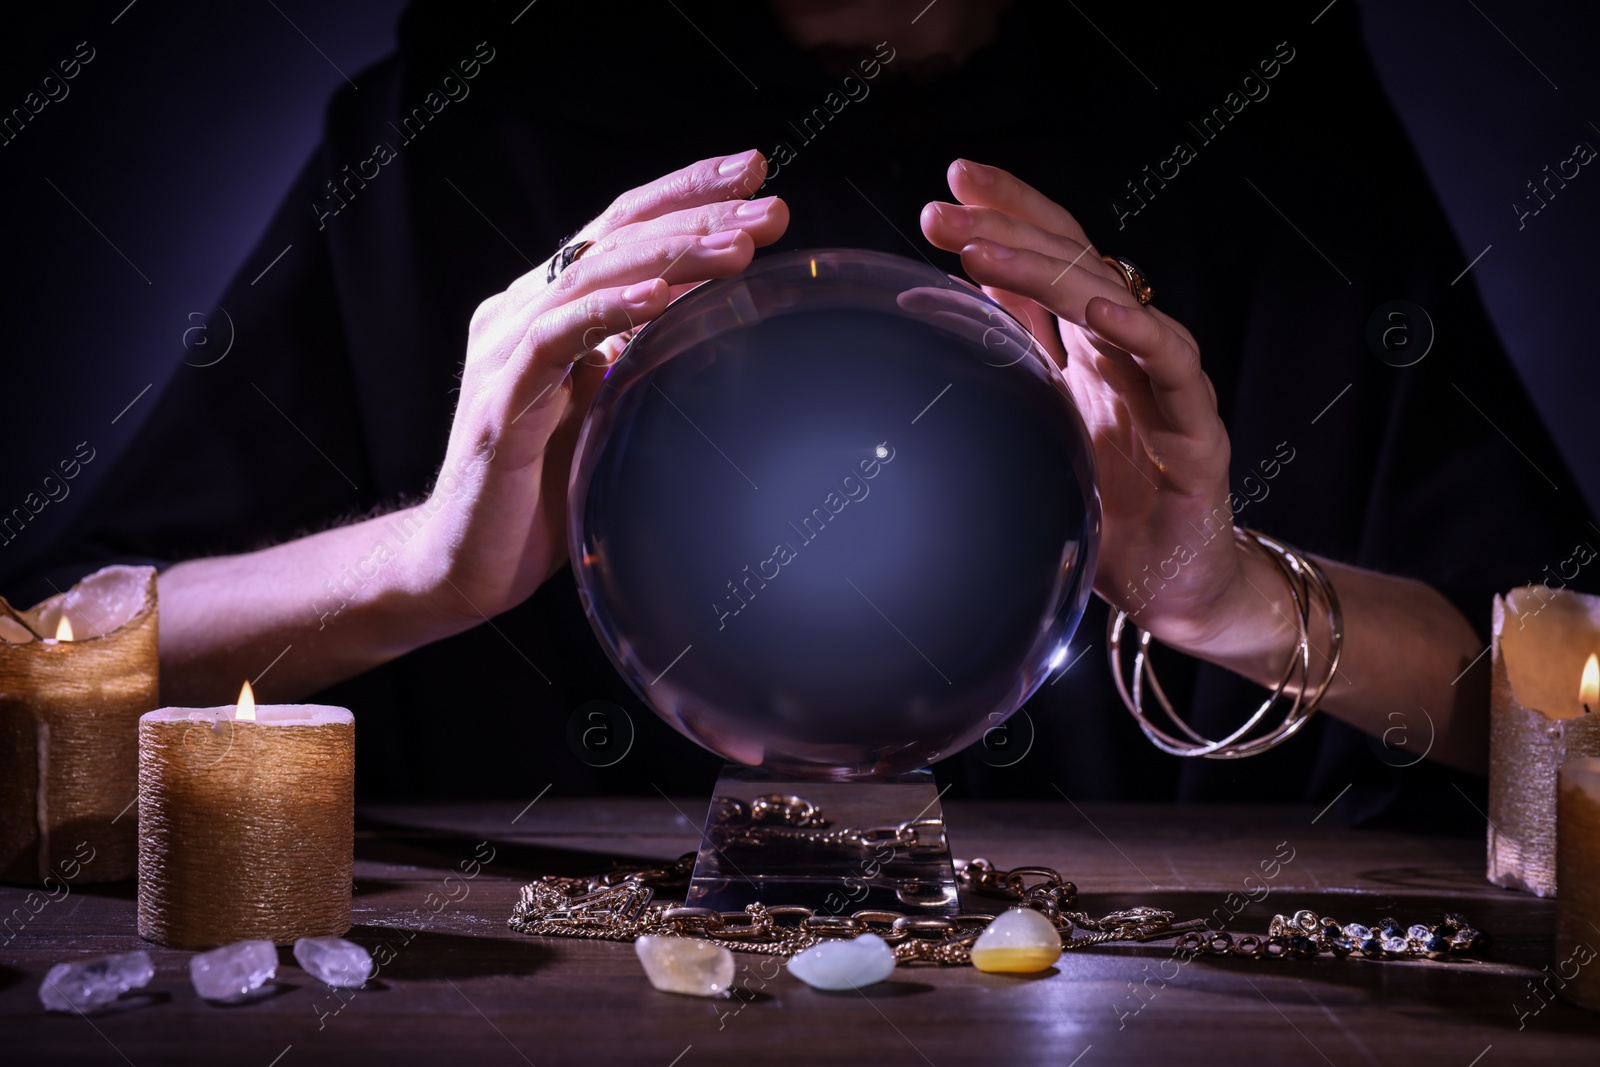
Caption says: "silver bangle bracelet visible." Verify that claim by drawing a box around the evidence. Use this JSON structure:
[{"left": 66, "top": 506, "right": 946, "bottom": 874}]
[{"left": 1106, "top": 527, "right": 1345, "bottom": 759}]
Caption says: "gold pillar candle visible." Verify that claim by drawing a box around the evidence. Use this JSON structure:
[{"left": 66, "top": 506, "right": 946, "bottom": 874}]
[
  {"left": 1557, "top": 758, "right": 1600, "bottom": 1010},
  {"left": 137, "top": 684, "right": 354, "bottom": 949},
  {"left": 1488, "top": 588, "right": 1600, "bottom": 896},
  {"left": 0, "top": 564, "right": 159, "bottom": 884}
]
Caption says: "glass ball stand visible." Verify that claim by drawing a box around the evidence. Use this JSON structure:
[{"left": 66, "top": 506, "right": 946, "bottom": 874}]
[
  {"left": 685, "top": 764, "right": 959, "bottom": 914},
  {"left": 568, "top": 249, "right": 1100, "bottom": 918}
]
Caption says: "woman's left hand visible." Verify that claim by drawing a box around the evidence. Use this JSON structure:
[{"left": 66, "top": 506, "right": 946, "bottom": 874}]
[
  {"left": 920, "top": 159, "right": 1265, "bottom": 656},
  {"left": 919, "top": 158, "right": 1492, "bottom": 774}
]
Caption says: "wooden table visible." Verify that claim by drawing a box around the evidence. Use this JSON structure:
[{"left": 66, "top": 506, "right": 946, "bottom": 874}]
[{"left": 4, "top": 800, "right": 1598, "bottom": 1065}]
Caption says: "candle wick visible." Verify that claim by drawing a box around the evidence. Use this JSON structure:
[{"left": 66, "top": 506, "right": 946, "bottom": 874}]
[{"left": 1586, "top": 704, "right": 1594, "bottom": 716}]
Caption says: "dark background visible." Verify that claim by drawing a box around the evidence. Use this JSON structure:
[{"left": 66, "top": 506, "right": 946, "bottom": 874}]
[{"left": 2, "top": 0, "right": 1596, "bottom": 594}]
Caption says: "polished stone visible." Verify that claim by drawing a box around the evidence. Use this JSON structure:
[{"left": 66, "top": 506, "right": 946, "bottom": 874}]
[
  {"left": 787, "top": 934, "right": 897, "bottom": 991},
  {"left": 294, "top": 936, "right": 374, "bottom": 988},
  {"left": 38, "top": 951, "right": 155, "bottom": 1012},
  {"left": 969, "top": 908, "right": 1062, "bottom": 974},
  {"left": 635, "top": 935, "right": 735, "bottom": 997},
  {"left": 189, "top": 939, "right": 277, "bottom": 1001}
]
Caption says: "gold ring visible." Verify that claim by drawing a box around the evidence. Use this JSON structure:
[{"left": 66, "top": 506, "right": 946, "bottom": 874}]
[
  {"left": 1101, "top": 255, "right": 1153, "bottom": 306},
  {"left": 547, "top": 239, "right": 594, "bottom": 284}
]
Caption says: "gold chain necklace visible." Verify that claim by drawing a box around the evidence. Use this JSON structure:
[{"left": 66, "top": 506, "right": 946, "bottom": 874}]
[{"left": 508, "top": 796, "right": 1489, "bottom": 967}]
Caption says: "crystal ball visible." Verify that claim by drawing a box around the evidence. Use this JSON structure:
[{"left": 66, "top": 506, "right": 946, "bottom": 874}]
[{"left": 568, "top": 249, "right": 1100, "bottom": 778}]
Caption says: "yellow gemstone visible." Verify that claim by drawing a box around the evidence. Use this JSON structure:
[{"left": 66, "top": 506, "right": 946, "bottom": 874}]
[
  {"left": 970, "top": 908, "right": 1063, "bottom": 974},
  {"left": 635, "top": 935, "right": 735, "bottom": 996}
]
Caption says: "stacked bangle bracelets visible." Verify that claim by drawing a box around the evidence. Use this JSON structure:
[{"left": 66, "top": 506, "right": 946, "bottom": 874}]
[{"left": 1107, "top": 526, "right": 1345, "bottom": 759}]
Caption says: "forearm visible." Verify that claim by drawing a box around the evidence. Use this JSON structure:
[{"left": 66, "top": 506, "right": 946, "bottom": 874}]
[
  {"left": 155, "top": 153, "right": 782, "bottom": 707},
  {"left": 156, "top": 504, "right": 465, "bottom": 706},
  {"left": 1174, "top": 543, "right": 1487, "bottom": 774}
]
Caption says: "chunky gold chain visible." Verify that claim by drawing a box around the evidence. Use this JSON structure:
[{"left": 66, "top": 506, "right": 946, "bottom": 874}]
[
  {"left": 703, "top": 793, "right": 947, "bottom": 852},
  {"left": 507, "top": 852, "right": 1193, "bottom": 963},
  {"left": 506, "top": 797, "right": 1488, "bottom": 967}
]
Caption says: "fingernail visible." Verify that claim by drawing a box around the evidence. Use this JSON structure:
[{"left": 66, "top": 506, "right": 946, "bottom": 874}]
[
  {"left": 1098, "top": 299, "right": 1131, "bottom": 322},
  {"left": 718, "top": 150, "right": 757, "bottom": 176},
  {"left": 622, "top": 280, "right": 658, "bottom": 304},
  {"left": 963, "top": 239, "right": 1013, "bottom": 260},
  {"left": 735, "top": 198, "right": 771, "bottom": 219},
  {"left": 700, "top": 230, "right": 742, "bottom": 250},
  {"left": 934, "top": 202, "right": 972, "bottom": 229},
  {"left": 958, "top": 159, "right": 994, "bottom": 186}
]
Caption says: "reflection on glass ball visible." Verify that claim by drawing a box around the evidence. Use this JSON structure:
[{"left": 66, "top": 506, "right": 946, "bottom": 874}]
[{"left": 569, "top": 249, "right": 1100, "bottom": 778}]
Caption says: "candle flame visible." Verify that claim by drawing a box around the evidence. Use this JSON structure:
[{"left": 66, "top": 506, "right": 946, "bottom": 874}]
[
  {"left": 54, "top": 617, "right": 73, "bottom": 642},
  {"left": 236, "top": 680, "right": 257, "bottom": 721},
  {"left": 1582, "top": 654, "right": 1599, "bottom": 712},
  {"left": 810, "top": 258, "right": 817, "bottom": 278}
]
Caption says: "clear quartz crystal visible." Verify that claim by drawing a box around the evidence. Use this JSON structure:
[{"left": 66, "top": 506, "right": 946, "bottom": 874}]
[
  {"left": 787, "top": 934, "right": 897, "bottom": 991},
  {"left": 189, "top": 939, "right": 278, "bottom": 1001},
  {"left": 635, "top": 935, "right": 735, "bottom": 997},
  {"left": 38, "top": 951, "right": 155, "bottom": 1012},
  {"left": 1407, "top": 924, "right": 1432, "bottom": 942},
  {"left": 293, "top": 937, "right": 373, "bottom": 988},
  {"left": 1381, "top": 935, "right": 1409, "bottom": 954},
  {"left": 1342, "top": 923, "right": 1372, "bottom": 941}
]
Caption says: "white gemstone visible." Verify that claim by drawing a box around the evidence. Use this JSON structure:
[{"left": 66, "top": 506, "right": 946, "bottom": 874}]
[
  {"left": 38, "top": 951, "right": 154, "bottom": 1012},
  {"left": 293, "top": 937, "right": 373, "bottom": 988},
  {"left": 189, "top": 939, "right": 278, "bottom": 1001},
  {"left": 1406, "top": 924, "right": 1432, "bottom": 942},
  {"left": 635, "top": 935, "right": 735, "bottom": 997},
  {"left": 787, "top": 933, "right": 896, "bottom": 991},
  {"left": 969, "top": 907, "right": 1063, "bottom": 974}
]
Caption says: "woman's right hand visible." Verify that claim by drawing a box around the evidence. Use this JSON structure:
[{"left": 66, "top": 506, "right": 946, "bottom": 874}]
[{"left": 401, "top": 150, "right": 788, "bottom": 631}]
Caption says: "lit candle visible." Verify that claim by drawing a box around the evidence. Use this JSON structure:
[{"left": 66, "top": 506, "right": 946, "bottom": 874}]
[
  {"left": 1488, "top": 588, "right": 1600, "bottom": 896},
  {"left": 137, "top": 681, "right": 354, "bottom": 949},
  {"left": 1556, "top": 757, "right": 1600, "bottom": 1010},
  {"left": 0, "top": 565, "right": 159, "bottom": 884}
]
